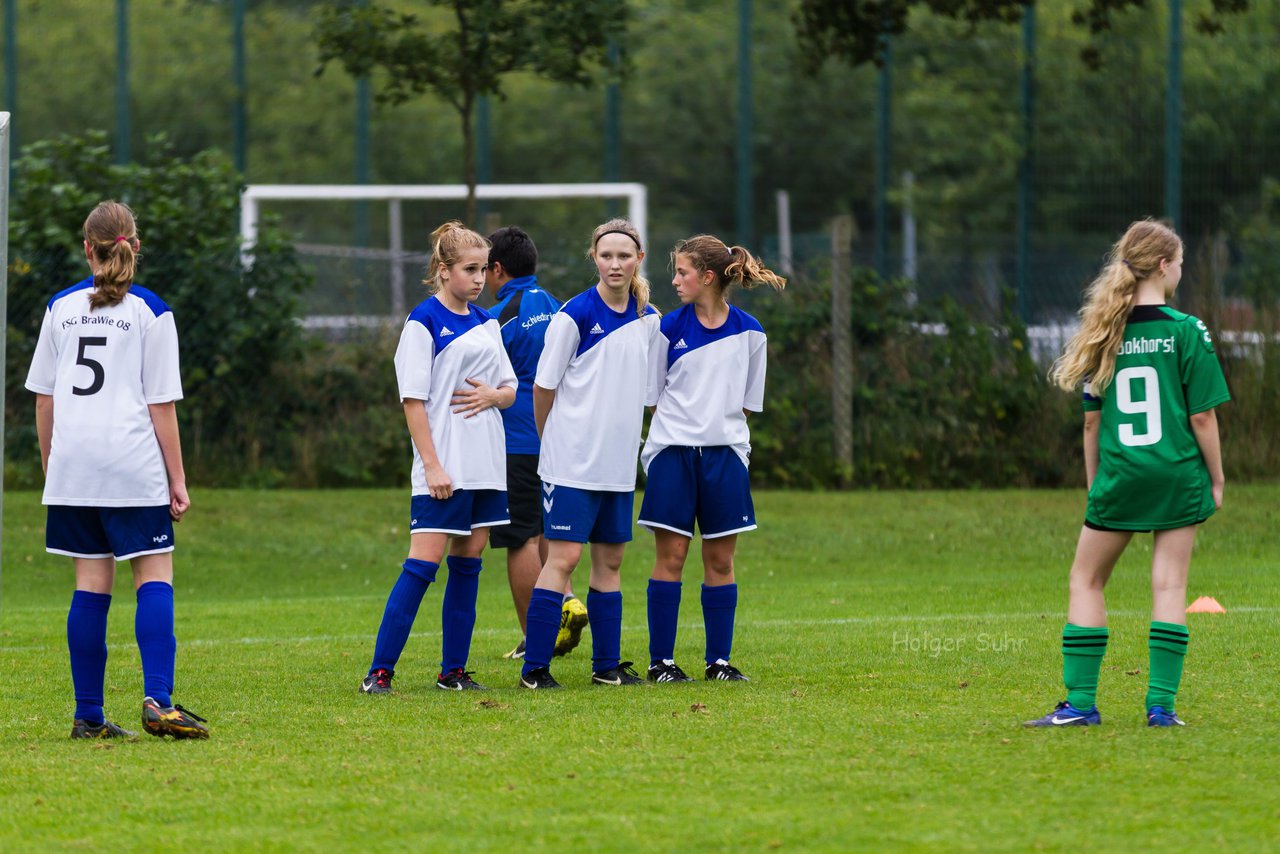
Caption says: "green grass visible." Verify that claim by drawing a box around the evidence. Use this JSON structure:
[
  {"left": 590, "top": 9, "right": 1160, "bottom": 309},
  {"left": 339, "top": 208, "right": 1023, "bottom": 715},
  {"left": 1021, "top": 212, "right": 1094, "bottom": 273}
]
[{"left": 1, "top": 486, "right": 1277, "bottom": 852}]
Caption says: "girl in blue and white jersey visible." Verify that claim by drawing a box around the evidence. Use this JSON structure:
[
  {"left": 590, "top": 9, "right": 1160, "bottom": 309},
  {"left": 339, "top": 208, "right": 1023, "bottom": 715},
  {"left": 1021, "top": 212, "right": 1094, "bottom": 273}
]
[
  {"left": 361, "top": 221, "right": 517, "bottom": 694},
  {"left": 26, "top": 201, "right": 208, "bottom": 739},
  {"left": 638, "top": 235, "right": 786, "bottom": 683},
  {"left": 518, "top": 218, "right": 664, "bottom": 689}
]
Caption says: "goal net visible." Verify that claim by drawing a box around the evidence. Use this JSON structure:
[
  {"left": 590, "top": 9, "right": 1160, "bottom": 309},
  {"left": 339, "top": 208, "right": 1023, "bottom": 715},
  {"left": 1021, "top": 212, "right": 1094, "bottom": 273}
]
[{"left": 240, "top": 183, "right": 648, "bottom": 330}]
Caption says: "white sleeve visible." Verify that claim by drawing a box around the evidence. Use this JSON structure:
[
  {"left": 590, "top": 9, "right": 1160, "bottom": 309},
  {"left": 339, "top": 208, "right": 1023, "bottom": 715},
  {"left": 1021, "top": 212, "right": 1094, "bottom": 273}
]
[
  {"left": 490, "top": 320, "right": 518, "bottom": 390},
  {"left": 645, "top": 321, "right": 668, "bottom": 407},
  {"left": 395, "top": 320, "right": 435, "bottom": 401},
  {"left": 141, "top": 311, "right": 184, "bottom": 403},
  {"left": 534, "top": 312, "right": 579, "bottom": 390},
  {"left": 24, "top": 309, "right": 58, "bottom": 395},
  {"left": 743, "top": 330, "right": 767, "bottom": 412}
]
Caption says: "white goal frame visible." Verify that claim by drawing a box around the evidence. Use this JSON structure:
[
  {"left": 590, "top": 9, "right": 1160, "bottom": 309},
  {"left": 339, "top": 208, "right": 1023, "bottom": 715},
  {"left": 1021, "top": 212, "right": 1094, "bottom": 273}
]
[{"left": 241, "top": 183, "right": 648, "bottom": 326}]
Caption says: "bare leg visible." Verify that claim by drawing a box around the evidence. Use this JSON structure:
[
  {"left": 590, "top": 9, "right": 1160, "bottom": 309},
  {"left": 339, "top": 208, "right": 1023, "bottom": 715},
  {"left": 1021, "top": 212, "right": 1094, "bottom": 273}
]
[
  {"left": 74, "top": 558, "right": 117, "bottom": 593},
  {"left": 1066, "top": 527, "right": 1133, "bottom": 627},
  {"left": 1151, "top": 525, "right": 1196, "bottom": 624},
  {"left": 701, "top": 534, "right": 738, "bottom": 587},
  {"left": 506, "top": 536, "right": 542, "bottom": 634},
  {"left": 652, "top": 530, "right": 691, "bottom": 583}
]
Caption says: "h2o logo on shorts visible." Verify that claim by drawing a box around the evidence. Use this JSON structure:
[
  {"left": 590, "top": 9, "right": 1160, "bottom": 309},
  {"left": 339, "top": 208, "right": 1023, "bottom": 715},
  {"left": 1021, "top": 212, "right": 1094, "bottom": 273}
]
[{"left": 152, "top": 534, "right": 170, "bottom": 544}]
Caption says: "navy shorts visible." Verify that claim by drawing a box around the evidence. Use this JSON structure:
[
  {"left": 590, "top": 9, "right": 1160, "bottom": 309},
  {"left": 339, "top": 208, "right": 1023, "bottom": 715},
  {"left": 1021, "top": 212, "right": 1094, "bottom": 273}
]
[
  {"left": 489, "top": 455, "right": 542, "bottom": 549},
  {"left": 410, "top": 489, "right": 509, "bottom": 537},
  {"left": 46, "top": 505, "right": 175, "bottom": 560},
  {"left": 541, "top": 482, "right": 634, "bottom": 544},
  {"left": 638, "top": 446, "right": 756, "bottom": 539}
]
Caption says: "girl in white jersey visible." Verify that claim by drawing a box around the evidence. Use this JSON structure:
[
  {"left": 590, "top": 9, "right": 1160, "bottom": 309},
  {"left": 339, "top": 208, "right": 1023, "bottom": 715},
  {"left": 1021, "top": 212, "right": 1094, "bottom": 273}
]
[
  {"left": 25, "top": 201, "right": 208, "bottom": 739},
  {"left": 518, "top": 218, "right": 664, "bottom": 689},
  {"left": 638, "top": 236, "right": 786, "bottom": 683},
  {"left": 361, "top": 221, "right": 517, "bottom": 695}
]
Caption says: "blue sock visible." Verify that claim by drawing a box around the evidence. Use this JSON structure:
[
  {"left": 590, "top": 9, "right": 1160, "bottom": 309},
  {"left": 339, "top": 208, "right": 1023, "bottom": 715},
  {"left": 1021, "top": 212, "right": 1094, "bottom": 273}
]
[
  {"left": 702, "top": 583, "right": 738, "bottom": 664},
  {"left": 587, "top": 588, "right": 623, "bottom": 673},
  {"left": 440, "top": 556, "right": 482, "bottom": 673},
  {"left": 647, "top": 579, "right": 682, "bottom": 664},
  {"left": 68, "top": 590, "right": 112, "bottom": 725},
  {"left": 370, "top": 559, "right": 437, "bottom": 674},
  {"left": 522, "top": 588, "right": 563, "bottom": 676},
  {"left": 135, "top": 581, "right": 176, "bottom": 707}
]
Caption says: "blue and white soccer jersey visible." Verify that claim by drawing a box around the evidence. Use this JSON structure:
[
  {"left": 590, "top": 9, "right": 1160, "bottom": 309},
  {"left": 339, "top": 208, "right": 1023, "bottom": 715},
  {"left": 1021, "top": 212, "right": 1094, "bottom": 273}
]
[
  {"left": 535, "top": 286, "right": 663, "bottom": 541},
  {"left": 25, "top": 278, "right": 183, "bottom": 559},
  {"left": 395, "top": 296, "right": 517, "bottom": 534},
  {"left": 639, "top": 304, "right": 767, "bottom": 539}
]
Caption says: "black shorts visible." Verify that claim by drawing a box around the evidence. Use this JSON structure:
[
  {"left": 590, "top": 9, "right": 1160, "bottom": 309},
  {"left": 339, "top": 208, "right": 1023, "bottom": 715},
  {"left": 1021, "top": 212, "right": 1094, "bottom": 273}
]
[
  {"left": 1083, "top": 518, "right": 1207, "bottom": 534},
  {"left": 489, "top": 454, "right": 542, "bottom": 549}
]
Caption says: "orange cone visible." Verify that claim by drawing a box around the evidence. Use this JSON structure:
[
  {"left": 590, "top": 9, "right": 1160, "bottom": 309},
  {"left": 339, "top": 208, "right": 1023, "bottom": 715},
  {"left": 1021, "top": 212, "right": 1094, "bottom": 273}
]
[{"left": 1186, "top": 596, "right": 1226, "bottom": 614}]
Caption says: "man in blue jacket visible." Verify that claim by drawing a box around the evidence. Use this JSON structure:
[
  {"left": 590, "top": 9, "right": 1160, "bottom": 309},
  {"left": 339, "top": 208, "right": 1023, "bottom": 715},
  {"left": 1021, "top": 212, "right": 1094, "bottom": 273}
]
[{"left": 486, "top": 226, "right": 588, "bottom": 661}]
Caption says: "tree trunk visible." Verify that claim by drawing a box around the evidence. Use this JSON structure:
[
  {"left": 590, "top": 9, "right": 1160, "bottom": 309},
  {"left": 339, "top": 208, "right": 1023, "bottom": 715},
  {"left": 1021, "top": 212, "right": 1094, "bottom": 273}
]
[{"left": 459, "top": 100, "right": 477, "bottom": 227}]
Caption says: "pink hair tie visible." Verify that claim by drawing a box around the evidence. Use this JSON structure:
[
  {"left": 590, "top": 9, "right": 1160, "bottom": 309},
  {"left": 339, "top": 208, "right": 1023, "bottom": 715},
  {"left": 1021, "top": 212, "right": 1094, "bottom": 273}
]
[{"left": 116, "top": 236, "right": 130, "bottom": 243}]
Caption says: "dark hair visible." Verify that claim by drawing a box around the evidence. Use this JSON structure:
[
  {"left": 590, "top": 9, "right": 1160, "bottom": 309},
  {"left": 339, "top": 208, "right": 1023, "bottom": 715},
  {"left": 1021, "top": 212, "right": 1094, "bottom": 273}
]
[
  {"left": 487, "top": 226, "right": 538, "bottom": 278},
  {"left": 83, "top": 201, "right": 140, "bottom": 310}
]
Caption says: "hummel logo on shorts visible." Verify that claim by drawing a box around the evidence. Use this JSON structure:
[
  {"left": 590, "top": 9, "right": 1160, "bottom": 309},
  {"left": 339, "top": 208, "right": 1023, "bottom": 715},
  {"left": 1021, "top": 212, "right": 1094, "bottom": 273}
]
[
  {"left": 440, "top": 326, "right": 454, "bottom": 337},
  {"left": 673, "top": 338, "right": 688, "bottom": 349},
  {"left": 589, "top": 323, "right": 605, "bottom": 334}
]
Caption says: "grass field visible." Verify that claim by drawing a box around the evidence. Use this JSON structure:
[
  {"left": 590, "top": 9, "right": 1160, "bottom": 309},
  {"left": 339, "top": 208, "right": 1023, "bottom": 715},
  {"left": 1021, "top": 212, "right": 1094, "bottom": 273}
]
[{"left": 1, "top": 486, "right": 1277, "bottom": 851}]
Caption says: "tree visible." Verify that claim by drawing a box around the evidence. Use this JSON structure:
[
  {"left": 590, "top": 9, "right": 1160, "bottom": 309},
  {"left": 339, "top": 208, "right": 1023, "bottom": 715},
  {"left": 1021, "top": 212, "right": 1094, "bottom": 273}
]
[
  {"left": 795, "top": 0, "right": 1249, "bottom": 70},
  {"left": 314, "top": 0, "right": 626, "bottom": 224}
]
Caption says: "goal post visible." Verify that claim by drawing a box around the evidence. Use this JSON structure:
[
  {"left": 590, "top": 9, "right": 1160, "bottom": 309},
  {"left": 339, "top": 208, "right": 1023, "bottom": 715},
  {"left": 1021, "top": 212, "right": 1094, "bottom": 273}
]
[
  {"left": 241, "top": 182, "right": 649, "bottom": 323},
  {"left": 1, "top": 112, "right": 11, "bottom": 608}
]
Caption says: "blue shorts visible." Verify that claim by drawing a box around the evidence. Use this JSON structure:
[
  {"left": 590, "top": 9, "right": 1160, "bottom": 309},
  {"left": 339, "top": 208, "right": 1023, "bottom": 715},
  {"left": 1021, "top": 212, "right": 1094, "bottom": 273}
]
[
  {"left": 410, "top": 489, "right": 509, "bottom": 537},
  {"left": 638, "top": 446, "right": 756, "bottom": 539},
  {"left": 46, "top": 505, "right": 175, "bottom": 561},
  {"left": 541, "top": 483, "right": 634, "bottom": 544}
]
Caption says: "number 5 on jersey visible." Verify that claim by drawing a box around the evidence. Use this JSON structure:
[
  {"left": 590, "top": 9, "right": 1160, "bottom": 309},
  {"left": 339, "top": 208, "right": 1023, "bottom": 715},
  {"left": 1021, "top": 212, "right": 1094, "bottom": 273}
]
[{"left": 73, "top": 336, "right": 107, "bottom": 396}]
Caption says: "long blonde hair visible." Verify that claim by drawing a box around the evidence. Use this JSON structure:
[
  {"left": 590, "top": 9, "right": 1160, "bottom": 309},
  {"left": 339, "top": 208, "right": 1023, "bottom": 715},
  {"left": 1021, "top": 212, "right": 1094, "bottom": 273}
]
[
  {"left": 1050, "top": 219, "right": 1183, "bottom": 393},
  {"left": 83, "top": 201, "right": 140, "bottom": 310},
  {"left": 424, "top": 220, "right": 489, "bottom": 294},
  {"left": 673, "top": 235, "right": 787, "bottom": 295},
  {"left": 588, "top": 218, "right": 650, "bottom": 317}
]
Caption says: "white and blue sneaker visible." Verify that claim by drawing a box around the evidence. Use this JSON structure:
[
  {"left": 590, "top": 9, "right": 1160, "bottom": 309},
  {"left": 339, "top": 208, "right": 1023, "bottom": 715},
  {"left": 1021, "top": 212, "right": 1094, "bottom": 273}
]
[
  {"left": 1147, "top": 706, "right": 1186, "bottom": 727},
  {"left": 1023, "top": 700, "right": 1101, "bottom": 727}
]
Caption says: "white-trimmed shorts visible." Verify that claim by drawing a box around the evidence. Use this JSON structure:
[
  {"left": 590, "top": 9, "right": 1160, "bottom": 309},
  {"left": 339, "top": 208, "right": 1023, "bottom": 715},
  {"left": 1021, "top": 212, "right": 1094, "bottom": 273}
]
[
  {"left": 638, "top": 446, "right": 756, "bottom": 539},
  {"left": 46, "top": 504, "right": 175, "bottom": 560},
  {"left": 410, "top": 489, "right": 509, "bottom": 537}
]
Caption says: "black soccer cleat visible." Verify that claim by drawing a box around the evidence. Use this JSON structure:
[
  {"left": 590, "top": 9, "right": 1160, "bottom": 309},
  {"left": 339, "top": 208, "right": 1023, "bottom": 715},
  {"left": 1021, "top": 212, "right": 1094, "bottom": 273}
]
[
  {"left": 437, "top": 668, "right": 487, "bottom": 691},
  {"left": 141, "top": 697, "right": 210, "bottom": 739},
  {"left": 704, "top": 659, "right": 750, "bottom": 681},
  {"left": 70, "top": 718, "right": 137, "bottom": 740},
  {"left": 360, "top": 668, "right": 393, "bottom": 694},
  {"left": 591, "top": 661, "right": 644, "bottom": 686},
  {"left": 647, "top": 659, "right": 695, "bottom": 683},
  {"left": 503, "top": 638, "right": 527, "bottom": 660},
  {"left": 518, "top": 667, "right": 563, "bottom": 690}
]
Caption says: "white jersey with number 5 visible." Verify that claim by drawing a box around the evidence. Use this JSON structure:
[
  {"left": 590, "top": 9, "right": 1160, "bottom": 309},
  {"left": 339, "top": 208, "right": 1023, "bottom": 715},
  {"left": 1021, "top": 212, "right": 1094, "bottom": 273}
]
[{"left": 25, "top": 277, "right": 183, "bottom": 507}]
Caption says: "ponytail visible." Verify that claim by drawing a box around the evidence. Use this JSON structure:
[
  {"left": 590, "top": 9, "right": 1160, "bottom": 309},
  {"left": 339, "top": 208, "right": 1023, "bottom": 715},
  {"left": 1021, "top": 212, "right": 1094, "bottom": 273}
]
[
  {"left": 673, "top": 235, "right": 787, "bottom": 295},
  {"left": 424, "top": 220, "right": 489, "bottom": 294},
  {"left": 82, "top": 201, "right": 140, "bottom": 310}
]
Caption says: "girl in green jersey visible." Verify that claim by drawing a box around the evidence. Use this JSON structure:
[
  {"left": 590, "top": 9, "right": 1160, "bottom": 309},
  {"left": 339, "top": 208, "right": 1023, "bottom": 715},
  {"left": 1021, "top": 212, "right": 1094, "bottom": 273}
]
[{"left": 1026, "top": 220, "right": 1228, "bottom": 729}]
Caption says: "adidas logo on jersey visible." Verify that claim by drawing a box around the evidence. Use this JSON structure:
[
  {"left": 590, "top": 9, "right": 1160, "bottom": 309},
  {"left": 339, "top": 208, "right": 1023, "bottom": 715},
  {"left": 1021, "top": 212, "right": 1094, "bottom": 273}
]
[
  {"left": 439, "top": 326, "right": 454, "bottom": 337},
  {"left": 673, "top": 338, "right": 688, "bottom": 349},
  {"left": 589, "top": 323, "right": 605, "bottom": 335}
]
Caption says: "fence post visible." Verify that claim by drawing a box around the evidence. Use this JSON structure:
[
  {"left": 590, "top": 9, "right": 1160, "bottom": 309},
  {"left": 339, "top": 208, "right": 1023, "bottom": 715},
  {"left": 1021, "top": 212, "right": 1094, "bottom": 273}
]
[
  {"left": 388, "top": 198, "right": 405, "bottom": 319},
  {"left": 831, "top": 215, "right": 854, "bottom": 487},
  {"left": 1, "top": 112, "right": 10, "bottom": 609}
]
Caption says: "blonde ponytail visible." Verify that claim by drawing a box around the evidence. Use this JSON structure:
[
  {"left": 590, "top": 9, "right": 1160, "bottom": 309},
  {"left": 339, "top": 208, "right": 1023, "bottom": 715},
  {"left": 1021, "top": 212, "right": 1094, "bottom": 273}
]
[
  {"left": 673, "top": 235, "right": 787, "bottom": 295},
  {"left": 83, "top": 201, "right": 139, "bottom": 310}
]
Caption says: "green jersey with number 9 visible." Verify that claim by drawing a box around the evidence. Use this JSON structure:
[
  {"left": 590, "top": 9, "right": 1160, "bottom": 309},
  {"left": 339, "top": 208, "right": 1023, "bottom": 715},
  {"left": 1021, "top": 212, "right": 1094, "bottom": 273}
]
[{"left": 1082, "top": 305, "right": 1230, "bottom": 530}]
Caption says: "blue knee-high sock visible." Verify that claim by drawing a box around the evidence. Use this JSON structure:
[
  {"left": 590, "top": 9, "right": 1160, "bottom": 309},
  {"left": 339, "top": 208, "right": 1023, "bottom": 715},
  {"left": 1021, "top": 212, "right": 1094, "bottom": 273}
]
[
  {"left": 135, "top": 581, "right": 176, "bottom": 707},
  {"left": 370, "top": 559, "right": 438, "bottom": 674},
  {"left": 587, "top": 588, "right": 623, "bottom": 673},
  {"left": 440, "top": 556, "right": 483, "bottom": 673},
  {"left": 522, "top": 588, "right": 564, "bottom": 675},
  {"left": 647, "top": 579, "right": 682, "bottom": 664},
  {"left": 702, "top": 583, "right": 738, "bottom": 664},
  {"left": 68, "top": 591, "right": 112, "bottom": 724}
]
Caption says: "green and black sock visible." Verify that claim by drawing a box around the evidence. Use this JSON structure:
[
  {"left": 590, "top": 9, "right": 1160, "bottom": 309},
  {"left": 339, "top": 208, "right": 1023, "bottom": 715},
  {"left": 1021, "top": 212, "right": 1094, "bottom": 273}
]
[
  {"left": 1146, "top": 621, "right": 1189, "bottom": 712},
  {"left": 1063, "top": 623, "right": 1109, "bottom": 710}
]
